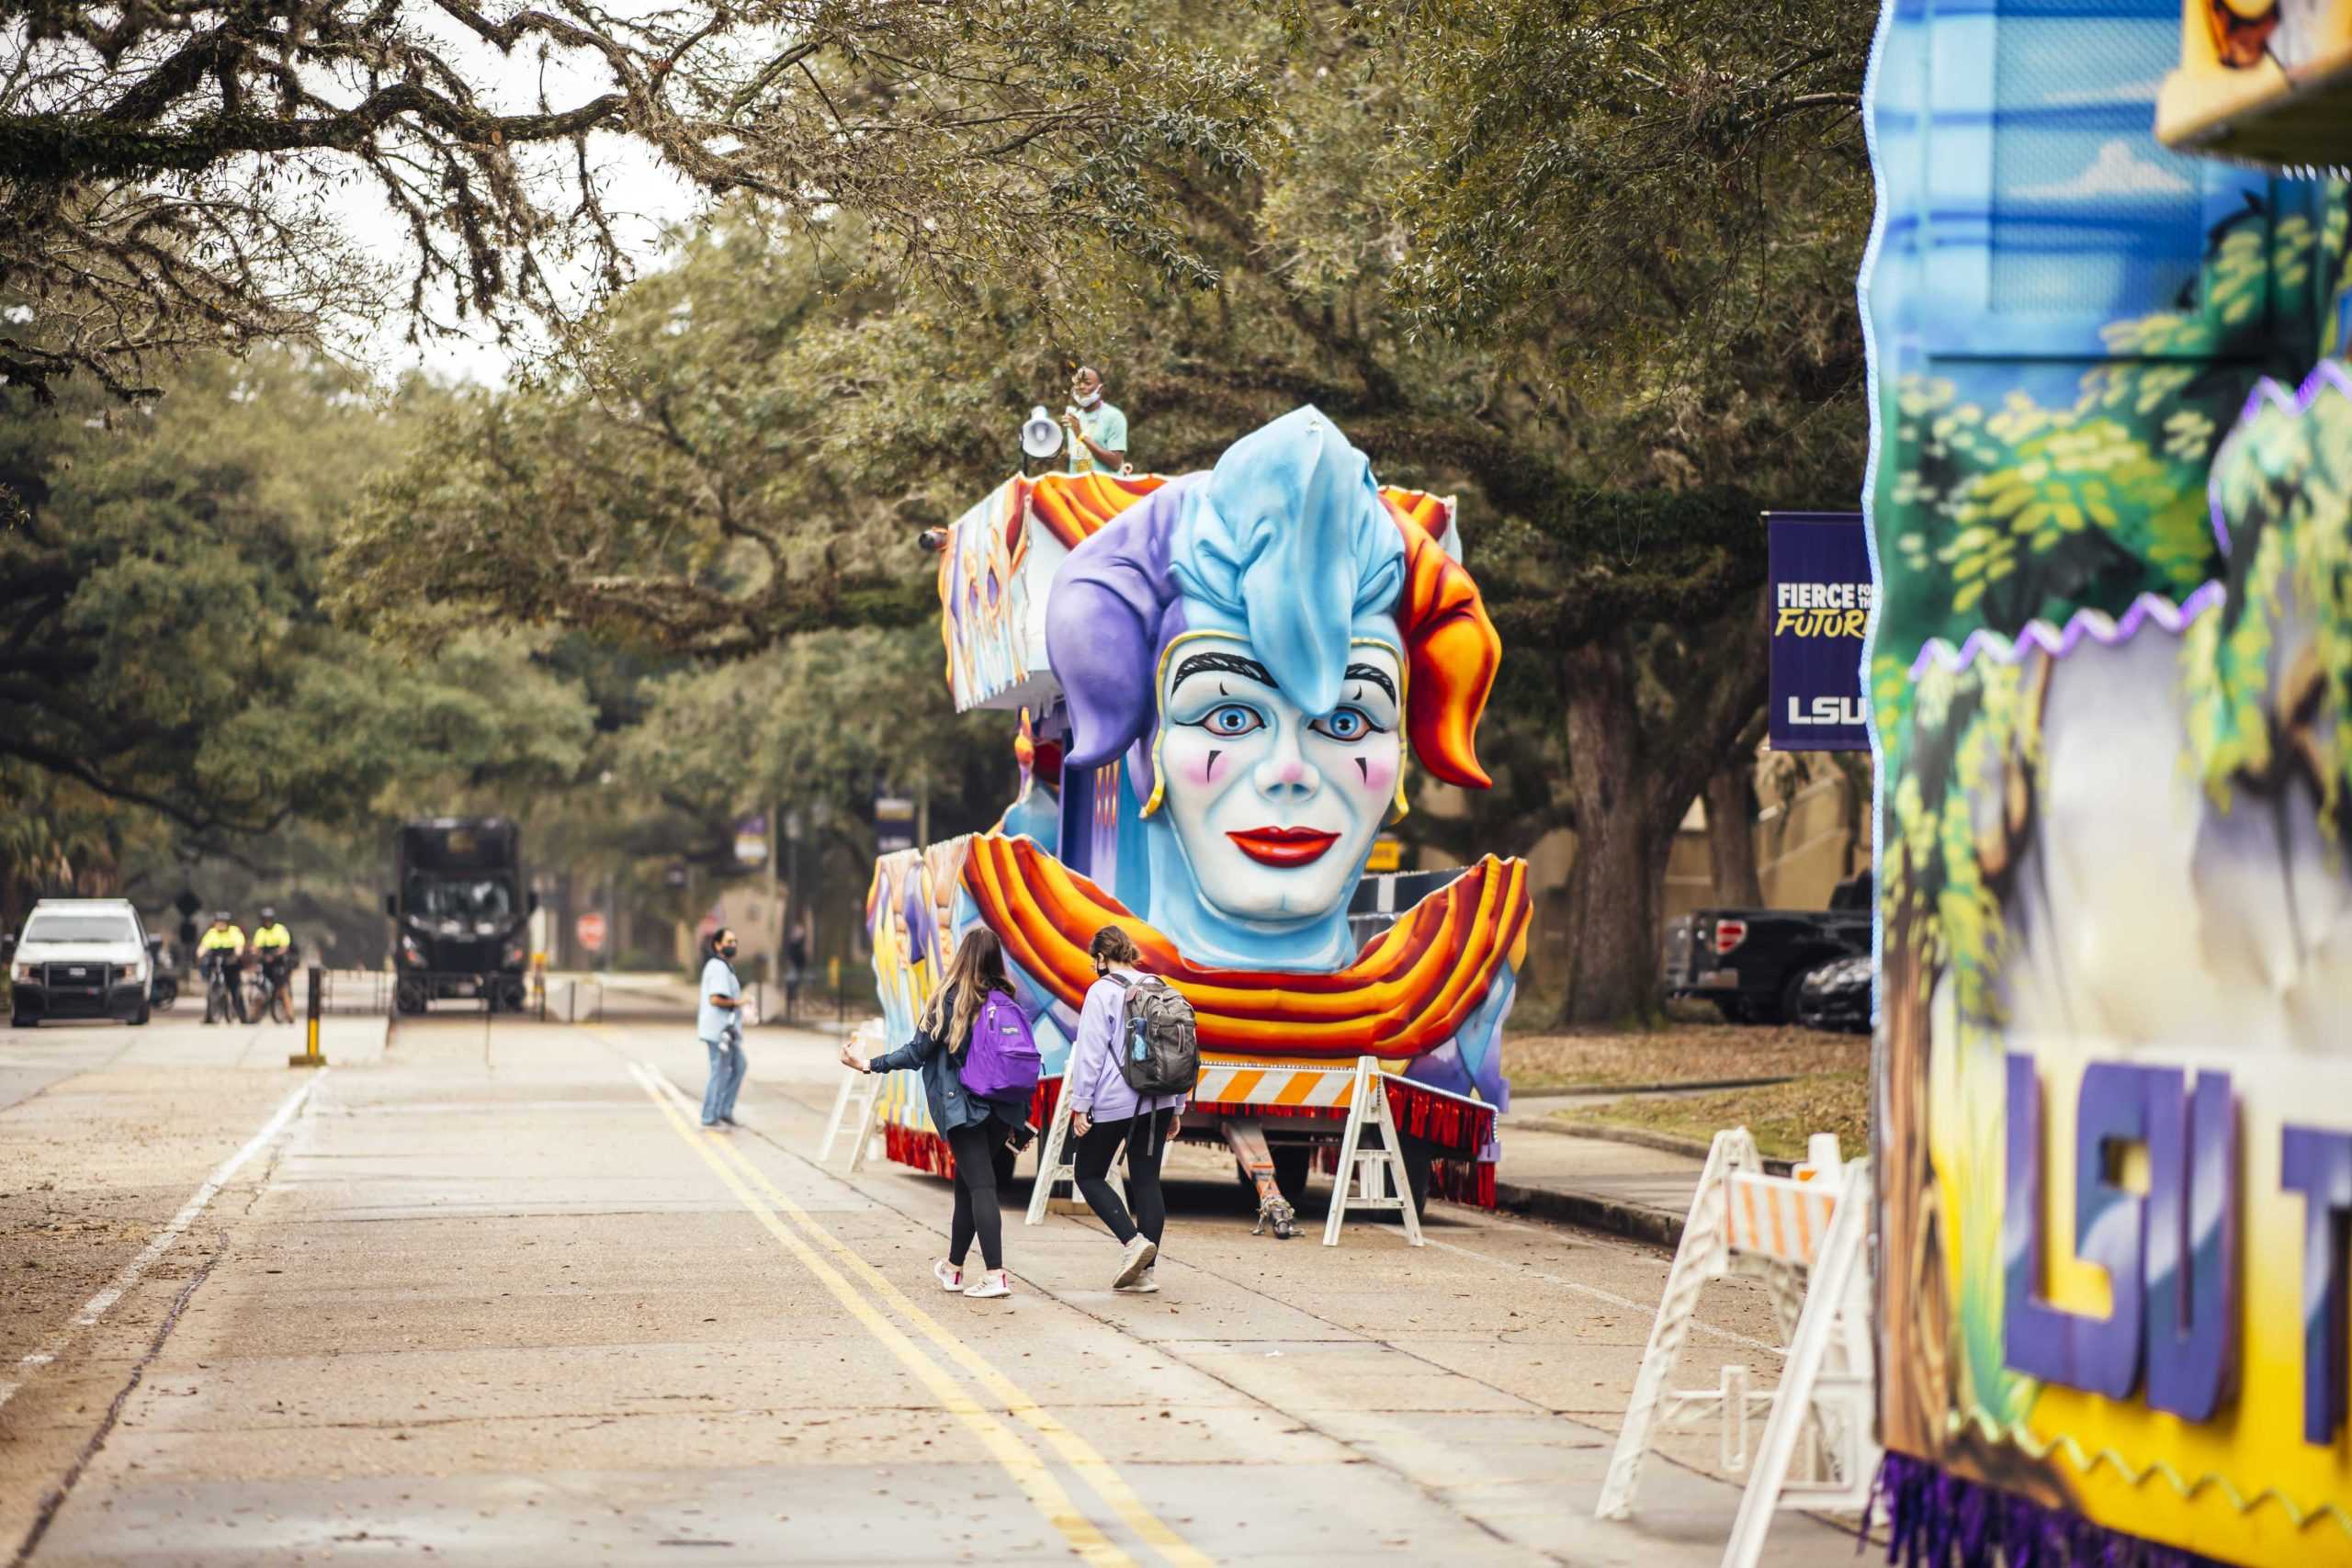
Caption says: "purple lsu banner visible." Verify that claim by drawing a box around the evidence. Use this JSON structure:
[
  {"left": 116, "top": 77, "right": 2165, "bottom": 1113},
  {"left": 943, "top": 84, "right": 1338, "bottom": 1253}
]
[{"left": 1766, "top": 512, "right": 1870, "bottom": 751}]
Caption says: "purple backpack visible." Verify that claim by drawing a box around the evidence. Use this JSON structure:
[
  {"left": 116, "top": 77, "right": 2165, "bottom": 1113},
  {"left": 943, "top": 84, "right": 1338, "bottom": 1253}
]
[{"left": 957, "top": 987, "right": 1042, "bottom": 1104}]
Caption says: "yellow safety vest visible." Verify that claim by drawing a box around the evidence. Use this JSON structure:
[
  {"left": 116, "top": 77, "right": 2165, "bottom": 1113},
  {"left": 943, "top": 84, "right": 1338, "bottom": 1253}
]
[
  {"left": 252, "top": 923, "right": 291, "bottom": 952},
  {"left": 198, "top": 926, "right": 245, "bottom": 954}
]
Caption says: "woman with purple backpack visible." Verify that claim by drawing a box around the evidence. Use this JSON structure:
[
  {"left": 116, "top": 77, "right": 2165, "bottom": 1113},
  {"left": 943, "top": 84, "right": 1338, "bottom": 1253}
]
[{"left": 838, "top": 928, "right": 1040, "bottom": 1300}]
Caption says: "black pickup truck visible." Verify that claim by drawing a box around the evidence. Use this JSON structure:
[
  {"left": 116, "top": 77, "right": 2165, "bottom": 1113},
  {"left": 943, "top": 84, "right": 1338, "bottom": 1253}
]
[{"left": 1661, "top": 874, "right": 1872, "bottom": 1024}]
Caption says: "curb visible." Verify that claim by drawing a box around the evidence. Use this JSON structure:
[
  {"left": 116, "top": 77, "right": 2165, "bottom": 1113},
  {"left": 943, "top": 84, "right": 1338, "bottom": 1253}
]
[
  {"left": 1512, "top": 1073, "right": 1800, "bottom": 1099},
  {"left": 1492, "top": 1179, "right": 1690, "bottom": 1248},
  {"left": 1490, "top": 1126, "right": 1800, "bottom": 1250},
  {"left": 1503, "top": 1119, "right": 1797, "bottom": 1176}
]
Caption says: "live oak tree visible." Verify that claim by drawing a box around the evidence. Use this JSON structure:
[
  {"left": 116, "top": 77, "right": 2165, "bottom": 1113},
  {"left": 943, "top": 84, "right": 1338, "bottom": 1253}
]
[
  {"left": 0, "top": 0, "right": 1265, "bottom": 400},
  {"left": 1375, "top": 0, "right": 1875, "bottom": 1021},
  {"left": 611, "top": 626, "right": 1012, "bottom": 868},
  {"left": 0, "top": 349, "right": 594, "bottom": 874}
]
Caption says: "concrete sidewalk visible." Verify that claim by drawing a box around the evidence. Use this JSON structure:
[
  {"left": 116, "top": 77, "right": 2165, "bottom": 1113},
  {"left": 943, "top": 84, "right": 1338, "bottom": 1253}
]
[{"left": 1490, "top": 1105, "right": 1712, "bottom": 1248}]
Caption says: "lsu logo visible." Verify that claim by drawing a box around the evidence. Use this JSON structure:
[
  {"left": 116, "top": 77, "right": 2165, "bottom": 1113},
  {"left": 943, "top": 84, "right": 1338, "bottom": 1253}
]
[{"left": 1787, "top": 695, "right": 1867, "bottom": 727}]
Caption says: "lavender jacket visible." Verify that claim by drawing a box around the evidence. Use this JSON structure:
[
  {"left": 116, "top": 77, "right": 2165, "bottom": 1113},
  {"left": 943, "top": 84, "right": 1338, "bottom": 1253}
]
[{"left": 1065, "top": 971, "right": 1189, "bottom": 1124}]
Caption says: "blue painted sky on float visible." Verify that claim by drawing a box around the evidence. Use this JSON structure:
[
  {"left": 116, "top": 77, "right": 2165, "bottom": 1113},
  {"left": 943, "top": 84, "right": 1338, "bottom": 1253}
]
[{"left": 1863, "top": 0, "right": 2271, "bottom": 402}]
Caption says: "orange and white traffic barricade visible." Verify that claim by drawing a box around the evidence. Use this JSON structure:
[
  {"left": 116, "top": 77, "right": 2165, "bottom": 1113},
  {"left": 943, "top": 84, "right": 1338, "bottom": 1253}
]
[
  {"left": 1598, "top": 1129, "right": 1877, "bottom": 1568},
  {"left": 1026, "top": 1053, "right": 1485, "bottom": 1246}
]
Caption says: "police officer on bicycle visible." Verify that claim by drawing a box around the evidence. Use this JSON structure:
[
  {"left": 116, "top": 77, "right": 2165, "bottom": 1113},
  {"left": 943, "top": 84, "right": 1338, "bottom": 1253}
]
[
  {"left": 251, "top": 908, "right": 294, "bottom": 1023},
  {"left": 197, "top": 911, "right": 248, "bottom": 1024}
]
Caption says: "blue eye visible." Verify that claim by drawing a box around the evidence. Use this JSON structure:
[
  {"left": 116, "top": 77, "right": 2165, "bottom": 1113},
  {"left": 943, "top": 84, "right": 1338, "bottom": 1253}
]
[
  {"left": 1201, "top": 705, "right": 1263, "bottom": 737},
  {"left": 1311, "top": 706, "right": 1380, "bottom": 742}
]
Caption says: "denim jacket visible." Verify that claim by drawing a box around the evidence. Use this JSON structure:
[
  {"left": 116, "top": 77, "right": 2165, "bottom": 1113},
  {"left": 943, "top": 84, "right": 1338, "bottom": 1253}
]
[{"left": 866, "top": 984, "right": 1016, "bottom": 1134}]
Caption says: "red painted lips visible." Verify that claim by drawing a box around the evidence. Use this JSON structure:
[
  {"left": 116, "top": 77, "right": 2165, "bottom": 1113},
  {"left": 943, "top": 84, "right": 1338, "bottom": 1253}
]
[{"left": 1226, "top": 827, "right": 1341, "bottom": 867}]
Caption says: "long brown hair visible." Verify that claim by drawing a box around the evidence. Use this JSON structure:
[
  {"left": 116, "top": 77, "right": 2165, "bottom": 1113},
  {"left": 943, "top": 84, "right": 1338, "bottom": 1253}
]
[{"left": 923, "top": 927, "right": 1010, "bottom": 1049}]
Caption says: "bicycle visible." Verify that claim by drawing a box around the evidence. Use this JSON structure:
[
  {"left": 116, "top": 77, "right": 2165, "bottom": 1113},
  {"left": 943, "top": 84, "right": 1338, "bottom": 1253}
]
[
  {"left": 201, "top": 953, "right": 246, "bottom": 1025},
  {"left": 256, "top": 952, "right": 295, "bottom": 1024}
]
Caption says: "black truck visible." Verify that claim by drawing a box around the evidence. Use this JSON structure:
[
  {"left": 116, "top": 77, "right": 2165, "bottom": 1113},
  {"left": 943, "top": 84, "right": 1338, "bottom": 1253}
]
[
  {"left": 387, "top": 818, "right": 536, "bottom": 1014},
  {"left": 1661, "top": 874, "right": 1872, "bottom": 1025}
]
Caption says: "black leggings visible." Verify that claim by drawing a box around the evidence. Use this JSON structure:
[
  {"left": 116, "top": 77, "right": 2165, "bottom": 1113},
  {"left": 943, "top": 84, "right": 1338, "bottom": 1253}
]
[
  {"left": 945, "top": 1119, "right": 1016, "bottom": 1271},
  {"left": 1073, "top": 1110, "right": 1172, "bottom": 1249}
]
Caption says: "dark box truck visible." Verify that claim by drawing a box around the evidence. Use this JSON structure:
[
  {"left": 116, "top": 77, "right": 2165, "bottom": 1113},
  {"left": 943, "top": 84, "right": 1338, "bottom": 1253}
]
[{"left": 387, "top": 818, "right": 536, "bottom": 1014}]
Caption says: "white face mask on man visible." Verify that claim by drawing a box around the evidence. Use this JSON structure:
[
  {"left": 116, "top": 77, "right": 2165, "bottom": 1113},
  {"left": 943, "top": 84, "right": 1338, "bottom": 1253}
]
[{"left": 1073, "top": 387, "right": 1102, "bottom": 410}]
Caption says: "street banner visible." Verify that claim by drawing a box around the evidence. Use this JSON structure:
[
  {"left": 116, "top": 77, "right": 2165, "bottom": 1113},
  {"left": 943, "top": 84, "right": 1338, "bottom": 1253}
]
[
  {"left": 1766, "top": 512, "right": 1870, "bottom": 751},
  {"left": 873, "top": 792, "right": 915, "bottom": 854}
]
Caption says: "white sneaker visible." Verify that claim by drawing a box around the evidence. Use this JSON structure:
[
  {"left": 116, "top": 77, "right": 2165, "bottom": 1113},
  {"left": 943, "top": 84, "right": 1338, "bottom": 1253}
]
[
  {"left": 1114, "top": 1267, "right": 1159, "bottom": 1294},
  {"left": 1113, "top": 1235, "right": 1158, "bottom": 1289},
  {"left": 962, "top": 1269, "right": 1012, "bottom": 1299},
  {"left": 933, "top": 1258, "right": 965, "bottom": 1292}
]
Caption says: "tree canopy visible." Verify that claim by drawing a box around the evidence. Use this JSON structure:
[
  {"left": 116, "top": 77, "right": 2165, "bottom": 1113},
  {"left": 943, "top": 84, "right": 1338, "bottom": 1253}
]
[
  {"left": 0, "top": 350, "right": 593, "bottom": 846},
  {"left": 328, "top": 0, "right": 1876, "bottom": 1018},
  {"left": 0, "top": 0, "right": 1267, "bottom": 400},
  {"left": 7, "top": 0, "right": 1884, "bottom": 1018}
]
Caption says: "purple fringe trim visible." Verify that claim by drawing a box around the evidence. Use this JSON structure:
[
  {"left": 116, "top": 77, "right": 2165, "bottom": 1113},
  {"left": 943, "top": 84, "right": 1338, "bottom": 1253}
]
[{"left": 1867, "top": 1454, "right": 2231, "bottom": 1568}]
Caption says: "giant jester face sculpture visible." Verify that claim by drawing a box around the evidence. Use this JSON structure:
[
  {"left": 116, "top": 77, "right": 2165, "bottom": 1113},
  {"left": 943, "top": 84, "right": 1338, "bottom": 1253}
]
[
  {"left": 1151, "top": 633, "right": 1405, "bottom": 921},
  {"left": 1046, "top": 406, "right": 1500, "bottom": 966}
]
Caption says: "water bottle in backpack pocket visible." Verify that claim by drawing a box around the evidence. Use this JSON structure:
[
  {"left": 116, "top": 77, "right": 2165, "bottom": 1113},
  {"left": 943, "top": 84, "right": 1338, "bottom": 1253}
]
[
  {"left": 957, "top": 987, "right": 1043, "bottom": 1104},
  {"left": 1107, "top": 974, "right": 1200, "bottom": 1098}
]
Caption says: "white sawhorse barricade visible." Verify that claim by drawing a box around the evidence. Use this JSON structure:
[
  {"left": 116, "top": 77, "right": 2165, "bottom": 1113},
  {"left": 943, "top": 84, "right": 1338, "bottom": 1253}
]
[
  {"left": 1024, "top": 1054, "right": 1425, "bottom": 1247},
  {"left": 816, "top": 1022, "right": 886, "bottom": 1172},
  {"left": 1597, "top": 1129, "right": 1877, "bottom": 1568}
]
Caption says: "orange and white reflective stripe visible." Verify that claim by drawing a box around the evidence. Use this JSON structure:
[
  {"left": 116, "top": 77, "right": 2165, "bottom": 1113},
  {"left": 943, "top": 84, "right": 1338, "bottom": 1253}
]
[
  {"left": 1189, "top": 1060, "right": 1359, "bottom": 1110},
  {"left": 1724, "top": 1171, "right": 1839, "bottom": 1266}
]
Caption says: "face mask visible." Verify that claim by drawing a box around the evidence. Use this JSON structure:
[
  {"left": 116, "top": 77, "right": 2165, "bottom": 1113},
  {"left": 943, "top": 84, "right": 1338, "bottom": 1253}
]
[
  {"left": 1074, "top": 388, "right": 1102, "bottom": 409},
  {"left": 719, "top": 943, "right": 738, "bottom": 959}
]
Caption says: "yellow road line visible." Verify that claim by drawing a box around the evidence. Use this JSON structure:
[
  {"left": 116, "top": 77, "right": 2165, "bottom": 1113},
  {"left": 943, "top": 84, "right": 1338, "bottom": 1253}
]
[
  {"left": 639, "top": 1061, "right": 1215, "bottom": 1568},
  {"left": 625, "top": 1065, "right": 1135, "bottom": 1568}
]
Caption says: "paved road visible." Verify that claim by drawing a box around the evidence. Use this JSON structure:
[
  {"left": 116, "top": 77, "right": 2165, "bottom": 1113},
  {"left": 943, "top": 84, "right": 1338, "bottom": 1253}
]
[{"left": 0, "top": 1010, "right": 1860, "bottom": 1565}]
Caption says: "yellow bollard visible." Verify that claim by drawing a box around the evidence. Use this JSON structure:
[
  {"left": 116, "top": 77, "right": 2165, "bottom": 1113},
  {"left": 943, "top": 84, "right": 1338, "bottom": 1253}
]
[{"left": 288, "top": 964, "right": 326, "bottom": 1068}]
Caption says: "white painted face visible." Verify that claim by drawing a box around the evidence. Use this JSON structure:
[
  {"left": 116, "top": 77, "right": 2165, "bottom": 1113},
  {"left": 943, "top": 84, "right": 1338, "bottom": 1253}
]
[{"left": 1154, "top": 632, "right": 1403, "bottom": 923}]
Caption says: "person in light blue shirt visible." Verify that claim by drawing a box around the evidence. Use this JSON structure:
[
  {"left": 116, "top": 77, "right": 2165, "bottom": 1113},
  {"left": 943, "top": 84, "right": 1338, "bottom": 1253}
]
[
  {"left": 1061, "top": 366, "right": 1129, "bottom": 478},
  {"left": 697, "top": 928, "right": 749, "bottom": 1128}
]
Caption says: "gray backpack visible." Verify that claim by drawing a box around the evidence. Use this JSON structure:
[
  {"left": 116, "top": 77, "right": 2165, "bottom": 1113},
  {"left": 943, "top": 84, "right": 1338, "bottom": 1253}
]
[{"left": 1105, "top": 974, "right": 1199, "bottom": 1098}]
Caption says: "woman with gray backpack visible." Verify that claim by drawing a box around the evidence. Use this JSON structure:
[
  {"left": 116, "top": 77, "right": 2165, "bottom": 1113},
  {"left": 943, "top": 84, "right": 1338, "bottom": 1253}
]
[
  {"left": 839, "top": 928, "right": 1041, "bottom": 1299},
  {"left": 1066, "top": 925, "right": 1198, "bottom": 1293}
]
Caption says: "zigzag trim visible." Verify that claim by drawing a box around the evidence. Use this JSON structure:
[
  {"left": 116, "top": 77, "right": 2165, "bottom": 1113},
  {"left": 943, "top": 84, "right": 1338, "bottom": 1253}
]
[
  {"left": 1905, "top": 581, "right": 2224, "bottom": 680},
  {"left": 1946, "top": 1407, "right": 2352, "bottom": 1537},
  {"left": 2212, "top": 359, "right": 2352, "bottom": 558}
]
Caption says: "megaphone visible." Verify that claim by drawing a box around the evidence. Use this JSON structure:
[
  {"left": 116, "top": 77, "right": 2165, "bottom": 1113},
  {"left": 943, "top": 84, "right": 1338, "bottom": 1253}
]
[{"left": 1020, "top": 404, "right": 1065, "bottom": 461}]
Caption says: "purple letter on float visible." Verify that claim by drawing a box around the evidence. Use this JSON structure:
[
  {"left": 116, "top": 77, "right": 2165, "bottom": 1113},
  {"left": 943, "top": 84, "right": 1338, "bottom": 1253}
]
[
  {"left": 2005, "top": 1056, "right": 2146, "bottom": 1399},
  {"left": 2143, "top": 1069, "right": 2237, "bottom": 1422},
  {"left": 2280, "top": 1125, "right": 2352, "bottom": 1446}
]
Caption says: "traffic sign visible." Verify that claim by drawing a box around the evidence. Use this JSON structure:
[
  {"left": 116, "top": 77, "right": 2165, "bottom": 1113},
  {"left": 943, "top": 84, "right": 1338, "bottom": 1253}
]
[{"left": 575, "top": 912, "right": 608, "bottom": 953}]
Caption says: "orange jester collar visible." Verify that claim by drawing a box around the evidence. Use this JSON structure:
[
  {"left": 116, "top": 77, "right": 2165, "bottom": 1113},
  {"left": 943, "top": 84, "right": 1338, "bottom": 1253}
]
[{"left": 961, "top": 834, "right": 1532, "bottom": 1060}]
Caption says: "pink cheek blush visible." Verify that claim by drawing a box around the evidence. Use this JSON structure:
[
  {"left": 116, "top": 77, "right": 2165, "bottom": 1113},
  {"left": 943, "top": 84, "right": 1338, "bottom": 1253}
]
[
  {"left": 1170, "top": 745, "right": 1221, "bottom": 787},
  {"left": 1357, "top": 761, "right": 1395, "bottom": 796}
]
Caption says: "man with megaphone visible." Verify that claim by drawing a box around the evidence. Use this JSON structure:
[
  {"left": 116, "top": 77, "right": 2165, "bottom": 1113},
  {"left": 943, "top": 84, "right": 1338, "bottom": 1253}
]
[{"left": 1058, "top": 365, "right": 1130, "bottom": 478}]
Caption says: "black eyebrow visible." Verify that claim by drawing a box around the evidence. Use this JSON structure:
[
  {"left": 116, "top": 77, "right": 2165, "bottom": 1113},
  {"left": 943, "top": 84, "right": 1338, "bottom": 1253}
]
[
  {"left": 1341, "top": 662, "right": 1397, "bottom": 705},
  {"left": 1173, "top": 652, "right": 1277, "bottom": 693}
]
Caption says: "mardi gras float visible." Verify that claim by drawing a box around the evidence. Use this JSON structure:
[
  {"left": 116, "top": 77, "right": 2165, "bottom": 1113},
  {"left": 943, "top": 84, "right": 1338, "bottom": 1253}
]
[
  {"left": 862, "top": 407, "right": 1528, "bottom": 1228},
  {"left": 1864, "top": 1, "right": 2352, "bottom": 1562}
]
